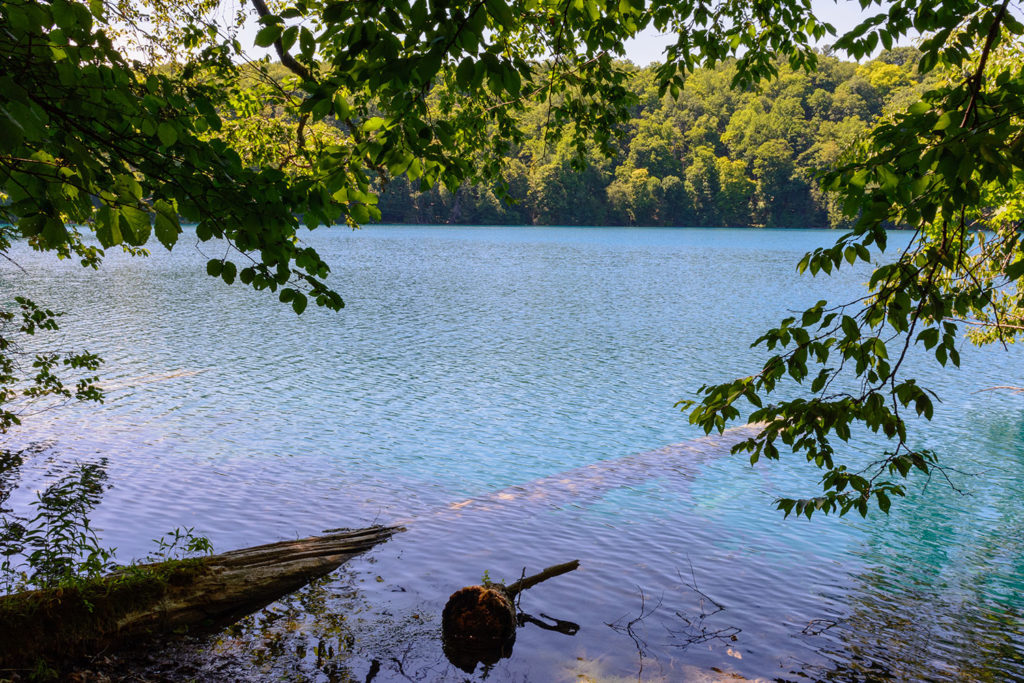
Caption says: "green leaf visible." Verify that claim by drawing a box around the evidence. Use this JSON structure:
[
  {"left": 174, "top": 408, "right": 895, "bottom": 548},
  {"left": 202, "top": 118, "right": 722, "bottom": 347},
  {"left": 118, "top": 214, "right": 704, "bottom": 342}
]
[
  {"left": 154, "top": 213, "right": 178, "bottom": 250},
  {"left": 280, "top": 25, "right": 299, "bottom": 52},
  {"left": 120, "top": 206, "right": 151, "bottom": 246},
  {"left": 254, "top": 24, "right": 283, "bottom": 48},
  {"left": 933, "top": 111, "right": 955, "bottom": 131},
  {"left": 51, "top": 0, "right": 75, "bottom": 31},
  {"left": 841, "top": 315, "right": 859, "bottom": 339},
  {"left": 291, "top": 292, "right": 308, "bottom": 314},
  {"left": 95, "top": 206, "right": 122, "bottom": 247},
  {"left": 917, "top": 327, "right": 939, "bottom": 350},
  {"left": 153, "top": 199, "right": 180, "bottom": 250},
  {"left": 485, "top": 0, "right": 513, "bottom": 25},
  {"left": 456, "top": 58, "right": 475, "bottom": 89},
  {"left": 502, "top": 65, "right": 522, "bottom": 96},
  {"left": 299, "top": 27, "right": 315, "bottom": 60},
  {"left": 42, "top": 217, "right": 68, "bottom": 246},
  {"left": 156, "top": 121, "right": 177, "bottom": 147},
  {"left": 333, "top": 93, "right": 350, "bottom": 119},
  {"left": 350, "top": 203, "right": 370, "bottom": 223},
  {"left": 221, "top": 261, "right": 237, "bottom": 285},
  {"left": 362, "top": 117, "right": 385, "bottom": 133},
  {"left": 1005, "top": 259, "right": 1024, "bottom": 282}
]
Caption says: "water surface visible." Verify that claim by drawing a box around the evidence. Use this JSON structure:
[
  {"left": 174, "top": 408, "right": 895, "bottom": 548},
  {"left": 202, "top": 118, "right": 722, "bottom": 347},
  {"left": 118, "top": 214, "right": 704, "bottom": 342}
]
[{"left": 2, "top": 226, "right": 1022, "bottom": 681}]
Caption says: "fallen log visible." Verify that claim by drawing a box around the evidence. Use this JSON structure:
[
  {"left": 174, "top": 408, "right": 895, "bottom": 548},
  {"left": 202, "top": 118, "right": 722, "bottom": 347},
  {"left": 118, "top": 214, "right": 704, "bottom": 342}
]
[
  {"left": 0, "top": 525, "right": 400, "bottom": 669},
  {"left": 442, "top": 560, "right": 580, "bottom": 672}
]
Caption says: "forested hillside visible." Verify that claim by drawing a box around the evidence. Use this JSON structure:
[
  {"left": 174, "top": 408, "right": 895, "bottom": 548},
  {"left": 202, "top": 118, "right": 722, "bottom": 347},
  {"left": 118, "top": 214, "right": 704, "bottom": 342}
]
[{"left": 374, "top": 48, "right": 933, "bottom": 228}]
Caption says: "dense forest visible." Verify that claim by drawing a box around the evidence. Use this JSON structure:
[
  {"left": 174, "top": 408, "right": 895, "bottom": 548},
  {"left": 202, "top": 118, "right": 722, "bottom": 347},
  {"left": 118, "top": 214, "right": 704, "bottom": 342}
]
[{"left": 365, "top": 48, "right": 933, "bottom": 228}]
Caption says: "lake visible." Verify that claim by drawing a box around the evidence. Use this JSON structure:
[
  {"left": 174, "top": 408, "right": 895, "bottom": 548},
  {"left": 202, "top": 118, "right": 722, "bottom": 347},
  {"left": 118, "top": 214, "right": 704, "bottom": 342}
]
[{"left": 2, "top": 226, "right": 1022, "bottom": 681}]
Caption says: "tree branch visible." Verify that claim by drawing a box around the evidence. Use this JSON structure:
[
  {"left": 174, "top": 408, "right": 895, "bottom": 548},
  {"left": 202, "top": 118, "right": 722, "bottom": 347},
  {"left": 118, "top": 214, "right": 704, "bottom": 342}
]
[
  {"left": 961, "top": 0, "right": 1011, "bottom": 128},
  {"left": 249, "top": 0, "right": 313, "bottom": 83}
]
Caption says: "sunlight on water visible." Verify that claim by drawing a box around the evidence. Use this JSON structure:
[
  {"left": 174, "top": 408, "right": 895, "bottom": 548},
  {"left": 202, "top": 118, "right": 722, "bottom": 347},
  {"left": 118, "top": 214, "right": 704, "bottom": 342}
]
[{"left": 2, "top": 226, "right": 1022, "bottom": 680}]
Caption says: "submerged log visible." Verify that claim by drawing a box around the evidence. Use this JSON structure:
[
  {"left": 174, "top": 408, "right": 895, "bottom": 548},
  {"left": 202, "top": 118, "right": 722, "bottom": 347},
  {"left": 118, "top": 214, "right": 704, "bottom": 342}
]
[
  {"left": 442, "top": 560, "right": 580, "bottom": 672},
  {"left": 445, "top": 424, "right": 765, "bottom": 517},
  {"left": 0, "top": 525, "right": 400, "bottom": 668}
]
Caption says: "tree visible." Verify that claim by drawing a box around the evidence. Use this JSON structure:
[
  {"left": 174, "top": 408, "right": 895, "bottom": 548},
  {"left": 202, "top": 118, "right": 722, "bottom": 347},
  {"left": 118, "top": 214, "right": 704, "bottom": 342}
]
[
  {"left": 2, "top": 0, "right": 1022, "bottom": 521},
  {"left": 682, "top": 4, "right": 1024, "bottom": 518},
  {"left": 0, "top": 0, "right": 352, "bottom": 314},
  {"left": 714, "top": 155, "right": 754, "bottom": 227},
  {"left": 0, "top": 295, "right": 102, "bottom": 435}
]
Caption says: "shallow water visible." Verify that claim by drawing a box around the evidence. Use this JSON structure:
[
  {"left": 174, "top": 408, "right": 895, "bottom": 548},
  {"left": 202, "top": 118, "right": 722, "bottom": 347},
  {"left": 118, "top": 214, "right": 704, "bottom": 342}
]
[{"left": 2, "top": 226, "right": 1022, "bottom": 681}]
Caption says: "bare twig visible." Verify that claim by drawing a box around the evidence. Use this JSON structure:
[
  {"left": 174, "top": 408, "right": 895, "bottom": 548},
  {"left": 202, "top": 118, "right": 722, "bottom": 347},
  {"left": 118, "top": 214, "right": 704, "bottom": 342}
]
[
  {"left": 667, "top": 559, "right": 740, "bottom": 649},
  {"left": 606, "top": 586, "right": 664, "bottom": 680},
  {"left": 505, "top": 560, "right": 580, "bottom": 597}
]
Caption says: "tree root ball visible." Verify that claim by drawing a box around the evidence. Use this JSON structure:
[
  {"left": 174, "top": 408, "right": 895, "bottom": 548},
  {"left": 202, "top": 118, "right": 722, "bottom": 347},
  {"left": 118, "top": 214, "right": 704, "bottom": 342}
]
[
  {"left": 440, "top": 562, "right": 580, "bottom": 672},
  {"left": 442, "top": 589, "right": 516, "bottom": 655}
]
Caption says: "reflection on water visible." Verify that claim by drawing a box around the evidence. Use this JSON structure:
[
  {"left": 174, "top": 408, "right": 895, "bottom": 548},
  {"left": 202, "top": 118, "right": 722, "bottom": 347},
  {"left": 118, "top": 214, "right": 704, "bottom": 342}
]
[
  {"left": 2, "top": 227, "right": 1023, "bottom": 680},
  {"left": 802, "top": 410, "right": 1024, "bottom": 681},
  {"left": 109, "top": 424, "right": 1024, "bottom": 682},
  {"left": 0, "top": 442, "right": 112, "bottom": 591},
  {"left": 801, "top": 567, "right": 1024, "bottom": 681}
]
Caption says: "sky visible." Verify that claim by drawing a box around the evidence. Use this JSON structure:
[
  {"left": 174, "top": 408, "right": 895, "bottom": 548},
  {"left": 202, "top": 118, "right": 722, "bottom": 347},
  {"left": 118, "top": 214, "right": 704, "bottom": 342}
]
[{"left": 621, "top": 0, "right": 906, "bottom": 65}]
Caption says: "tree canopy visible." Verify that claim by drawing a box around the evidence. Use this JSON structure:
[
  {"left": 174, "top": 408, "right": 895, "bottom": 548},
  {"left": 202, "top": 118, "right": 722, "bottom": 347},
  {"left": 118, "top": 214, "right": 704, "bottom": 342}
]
[
  {"left": 684, "top": 6, "right": 1024, "bottom": 518},
  {"left": 373, "top": 51, "right": 933, "bottom": 227},
  {"left": 1, "top": 0, "right": 1023, "bottom": 517}
]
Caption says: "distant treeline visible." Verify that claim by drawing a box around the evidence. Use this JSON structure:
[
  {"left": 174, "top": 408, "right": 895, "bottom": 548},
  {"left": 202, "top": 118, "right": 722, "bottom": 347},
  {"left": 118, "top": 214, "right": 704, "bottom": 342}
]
[{"left": 373, "top": 48, "right": 932, "bottom": 228}]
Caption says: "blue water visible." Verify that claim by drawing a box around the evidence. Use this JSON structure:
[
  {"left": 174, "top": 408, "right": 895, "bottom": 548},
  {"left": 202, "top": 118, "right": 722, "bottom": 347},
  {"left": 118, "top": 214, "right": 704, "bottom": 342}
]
[{"left": 2, "top": 226, "right": 1022, "bottom": 681}]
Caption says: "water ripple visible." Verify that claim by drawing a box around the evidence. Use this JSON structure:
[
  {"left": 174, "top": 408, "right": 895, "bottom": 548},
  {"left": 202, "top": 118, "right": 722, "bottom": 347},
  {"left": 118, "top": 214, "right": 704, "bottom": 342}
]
[{"left": 2, "top": 227, "right": 1022, "bottom": 680}]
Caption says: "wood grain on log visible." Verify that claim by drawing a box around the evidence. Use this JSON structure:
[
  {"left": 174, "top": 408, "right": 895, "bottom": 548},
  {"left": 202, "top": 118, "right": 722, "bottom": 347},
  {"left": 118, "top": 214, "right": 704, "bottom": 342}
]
[{"left": 0, "top": 525, "right": 400, "bottom": 668}]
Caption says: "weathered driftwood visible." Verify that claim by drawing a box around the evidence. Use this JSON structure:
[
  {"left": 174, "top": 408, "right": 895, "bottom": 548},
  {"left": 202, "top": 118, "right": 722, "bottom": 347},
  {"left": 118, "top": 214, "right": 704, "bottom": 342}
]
[
  {"left": 0, "top": 525, "right": 400, "bottom": 668},
  {"left": 442, "top": 560, "right": 580, "bottom": 671}
]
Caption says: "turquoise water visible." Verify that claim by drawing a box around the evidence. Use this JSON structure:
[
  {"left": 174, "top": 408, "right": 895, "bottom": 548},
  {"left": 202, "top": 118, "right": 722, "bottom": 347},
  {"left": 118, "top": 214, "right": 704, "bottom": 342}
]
[{"left": 2, "top": 226, "right": 1022, "bottom": 680}]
